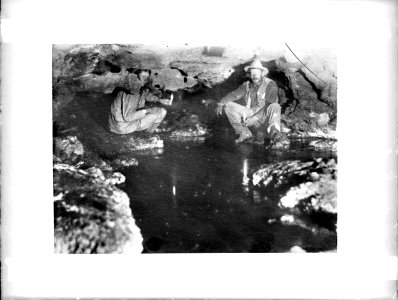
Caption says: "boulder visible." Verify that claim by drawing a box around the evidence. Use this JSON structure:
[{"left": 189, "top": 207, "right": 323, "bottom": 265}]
[
  {"left": 252, "top": 158, "right": 337, "bottom": 229},
  {"left": 54, "top": 163, "right": 143, "bottom": 254},
  {"left": 54, "top": 136, "right": 84, "bottom": 164},
  {"left": 109, "top": 155, "right": 139, "bottom": 169},
  {"left": 156, "top": 111, "right": 210, "bottom": 139}
]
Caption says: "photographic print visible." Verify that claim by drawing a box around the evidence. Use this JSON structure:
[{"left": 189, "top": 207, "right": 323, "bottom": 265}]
[
  {"left": 53, "top": 44, "right": 338, "bottom": 254},
  {"left": 3, "top": 0, "right": 397, "bottom": 298}
]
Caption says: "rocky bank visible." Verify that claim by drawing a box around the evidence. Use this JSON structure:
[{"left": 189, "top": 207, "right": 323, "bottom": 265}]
[
  {"left": 252, "top": 157, "right": 337, "bottom": 233},
  {"left": 53, "top": 136, "right": 143, "bottom": 253}
]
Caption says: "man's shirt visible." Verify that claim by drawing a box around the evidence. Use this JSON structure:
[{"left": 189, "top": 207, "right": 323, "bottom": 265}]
[{"left": 219, "top": 78, "right": 278, "bottom": 109}]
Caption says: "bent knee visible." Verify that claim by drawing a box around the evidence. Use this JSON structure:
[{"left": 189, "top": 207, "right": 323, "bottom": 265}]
[
  {"left": 267, "top": 103, "right": 281, "bottom": 113},
  {"left": 268, "top": 103, "right": 281, "bottom": 109},
  {"left": 224, "top": 102, "right": 240, "bottom": 112},
  {"left": 160, "top": 107, "right": 167, "bottom": 117}
]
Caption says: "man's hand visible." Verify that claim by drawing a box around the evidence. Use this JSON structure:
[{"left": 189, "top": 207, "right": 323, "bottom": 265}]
[
  {"left": 159, "top": 99, "right": 172, "bottom": 106},
  {"left": 215, "top": 103, "right": 224, "bottom": 116}
]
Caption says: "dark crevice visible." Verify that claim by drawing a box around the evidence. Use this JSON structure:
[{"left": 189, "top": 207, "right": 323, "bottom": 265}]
[
  {"left": 266, "top": 68, "right": 299, "bottom": 115},
  {"left": 298, "top": 69, "right": 331, "bottom": 108},
  {"left": 92, "top": 60, "right": 121, "bottom": 75},
  {"left": 170, "top": 67, "right": 188, "bottom": 77},
  {"left": 105, "top": 61, "right": 121, "bottom": 73},
  {"left": 126, "top": 67, "right": 137, "bottom": 73}
]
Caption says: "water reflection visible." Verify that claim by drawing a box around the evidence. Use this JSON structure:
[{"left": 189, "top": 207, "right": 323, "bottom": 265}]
[
  {"left": 171, "top": 167, "right": 178, "bottom": 207},
  {"left": 253, "top": 190, "right": 261, "bottom": 203},
  {"left": 242, "top": 158, "right": 250, "bottom": 185},
  {"left": 135, "top": 147, "right": 164, "bottom": 156},
  {"left": 126, "top": 139, "right": 337, "bottom": 253}
]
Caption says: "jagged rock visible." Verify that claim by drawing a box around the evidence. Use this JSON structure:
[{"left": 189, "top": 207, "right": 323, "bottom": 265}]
[
  {"left": 252, "top": 158, "right": 337, "bottom": 229},
  {"left": 308, "top": 139, "right": 337, "bottom": 151},
  {"left": 151, "top": 68, "right": 197, "bottom": 91},
  {"left": 109, "top": 155, "right": 139, "bottom": 169},
  {"left": 169, "top": 124, "right": 209, "bottom": 139},
  {"left": 54, "top": 136, "right": 84, "bottom": 164},
  {"left": 54, "top": 163, "right": 142, "bottom": 254},
  {"left": 81, "top": 150, "right": 114, "bottom": 171},
  {"left": 156, "top": 111, "right": 210, "bottom": 139},
  {"left": 124, "top": 135, "right": 164, "bottom": 150},
  {"left": 279, "top": 172, "right": 337, "bottom": 214}
]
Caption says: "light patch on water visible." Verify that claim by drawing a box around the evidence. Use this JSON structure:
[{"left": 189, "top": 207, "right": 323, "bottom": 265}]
[{"left": 242, "top": 158, "right": 250, "bottom": 185}]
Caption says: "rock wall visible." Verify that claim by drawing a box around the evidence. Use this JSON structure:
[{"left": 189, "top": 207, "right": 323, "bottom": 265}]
[{"left": 53, "top": 44, "right": 337, "bottom": 142}]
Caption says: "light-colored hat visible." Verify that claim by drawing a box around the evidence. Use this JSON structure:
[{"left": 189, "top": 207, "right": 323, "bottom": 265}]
[{"left": 244, "top": 57, "right": 269, "bottom": 74}]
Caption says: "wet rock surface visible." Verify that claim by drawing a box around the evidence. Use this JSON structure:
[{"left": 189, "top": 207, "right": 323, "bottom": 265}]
[
  {"left": 252, "top": 158, "right": 337, "bottom": 231},
  {"left": 156, "top": 110, "right": 210, "bottom": 140},
  {"left": 54, "top": 161, "right": 143, "bottom": 254},
  {"left": 53, "top": 135, "right": 143, "bottom": 254}
]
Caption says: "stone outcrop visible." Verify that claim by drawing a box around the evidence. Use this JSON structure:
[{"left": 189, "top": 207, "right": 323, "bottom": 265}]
[
  {"left": 156, "top": 111, "right": 210, "bottom": 140},
  {"left": 252, "top": 157, "right": 337, "bottom": 230},
  {"left": 53, "top": 136, "right": 143, "bottom": 253}
]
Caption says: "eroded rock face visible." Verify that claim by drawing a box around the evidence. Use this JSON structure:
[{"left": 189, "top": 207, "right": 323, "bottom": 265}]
[
  {"left": 252, "top": 157, "right": 337, "bottom": 230},
  {"left": 156, "top": 111, "right": 210, "bottom": 140},
  {"left": 54, "top": 163, "right": 143, "bottom": 254},
  {"left": 52, "top": 44, "right": 337, "bottom": 153},
  {"left": 53, "top": 45, "right": 337, "bottom": 134}
]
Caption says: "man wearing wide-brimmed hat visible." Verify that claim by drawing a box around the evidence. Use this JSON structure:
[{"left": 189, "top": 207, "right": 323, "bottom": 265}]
[{"left": 215, "top": 57, "right": 284, "bottom": 144}]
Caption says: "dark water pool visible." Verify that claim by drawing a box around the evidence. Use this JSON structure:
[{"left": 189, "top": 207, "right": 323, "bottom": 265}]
[{"left": 123, "top": 134, "right": 337, "bottom": 253}]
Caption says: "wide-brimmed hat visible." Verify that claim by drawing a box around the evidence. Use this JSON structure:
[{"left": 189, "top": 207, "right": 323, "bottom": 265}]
[{"left": 244, "top": 57, "right": 268, "bottom": 74}]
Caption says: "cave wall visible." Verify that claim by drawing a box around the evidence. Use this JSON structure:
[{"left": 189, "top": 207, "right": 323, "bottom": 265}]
[{"left": 52, "top": 44, "right": 337, "bottom": 132}]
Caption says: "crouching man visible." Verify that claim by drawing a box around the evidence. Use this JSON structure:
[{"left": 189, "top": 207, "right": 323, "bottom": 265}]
[
  {"left": 109, "top": 69, "right": 170, "bottom": 134},
  {"left": 215, "top": 57, "right": 284, "bottom": 144}
]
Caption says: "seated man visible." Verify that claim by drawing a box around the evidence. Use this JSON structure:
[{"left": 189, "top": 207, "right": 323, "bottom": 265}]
[
  {"left": 215, "top": 57, "right": 282, "bottom": 144},
  {"left": 108, "top": 69, "right": 170, "bottom": 134}
]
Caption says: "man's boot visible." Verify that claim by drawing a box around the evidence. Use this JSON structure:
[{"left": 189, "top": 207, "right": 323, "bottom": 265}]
[
  {"left": 267, "top": 126, "right": 290, "bottom": 149},
  {"left": 234, "top": 131, "right": 253, "bottom": 144},
  {"left": 252, "top": 130, "right": 266, "bottom": 144}
]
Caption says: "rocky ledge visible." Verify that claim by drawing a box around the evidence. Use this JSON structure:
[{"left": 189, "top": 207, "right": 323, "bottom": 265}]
[{"left": 53, "top": 136, "right": 143, "bottom": 254}]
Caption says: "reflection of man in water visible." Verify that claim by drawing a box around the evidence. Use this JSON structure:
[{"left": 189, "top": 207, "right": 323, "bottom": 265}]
[
  {"left": 215, "top": 57, "right": 283, "bottom": 144},
  {"left": 108, "top": 69, "right": 170, "bottom": 134}
]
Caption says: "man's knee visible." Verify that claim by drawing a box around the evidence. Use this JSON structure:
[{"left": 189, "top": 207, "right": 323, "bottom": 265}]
[
  {"left": 224, "top": 102, "right": 240, "bottom": 113},
  {"left": 159, "top": 107, "right": 167, "bottom": 118},
  {"left": 267, "top": 103, "right": 281, "bottom": 117},
  {"left": 268, "top": 103, "right": 281, "bottom": 111}
]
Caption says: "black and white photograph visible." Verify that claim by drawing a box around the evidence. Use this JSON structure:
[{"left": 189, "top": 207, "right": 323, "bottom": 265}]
[
  {"left": 2, "top": 0, "right": 397, "bottom": 299},
  {"left": 52, "top": 43, "right": 338, "bottom": 254}
]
